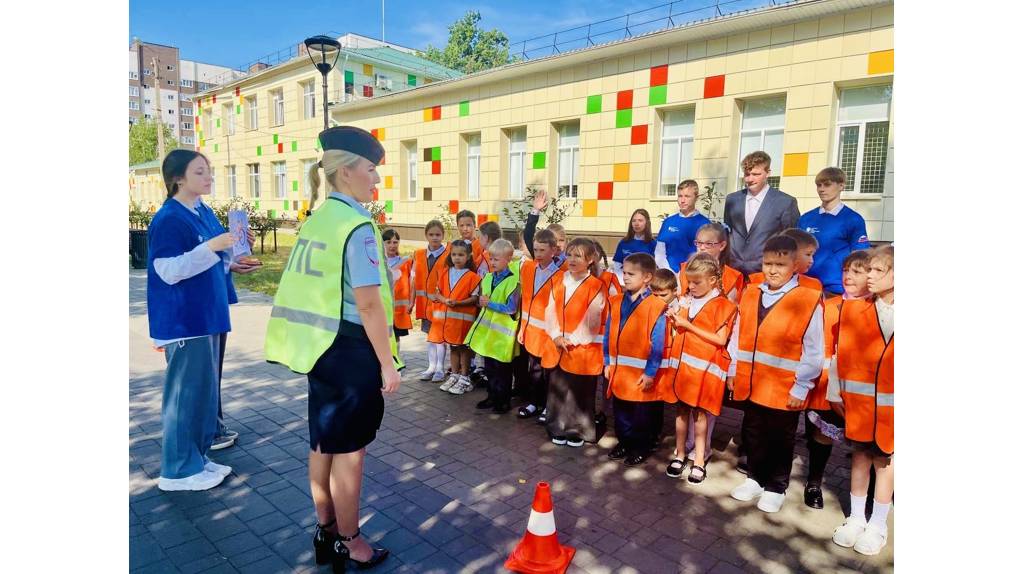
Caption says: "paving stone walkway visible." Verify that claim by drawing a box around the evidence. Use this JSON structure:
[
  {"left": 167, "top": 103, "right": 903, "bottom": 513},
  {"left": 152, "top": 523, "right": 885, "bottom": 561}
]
[{"left": 129, "top": 270, "right": 894, "bottom": 573}]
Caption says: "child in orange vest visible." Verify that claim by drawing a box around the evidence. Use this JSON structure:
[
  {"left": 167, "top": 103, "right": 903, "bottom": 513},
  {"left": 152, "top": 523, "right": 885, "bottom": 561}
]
[
  {"left": 727, "top": 235, "right": 824, "bottom": 513},
  {"left": 649, "top": 269, "right": 681, "bottom": 451},
  {"left": 431, "top": 240, "right": 482, "bottom": 395},
  {"left": 455, "top": 209, "right": 485, "bottom": 271},
  {"left": 476, "top": 221, "right": 502, "bottom": 277},
  {"left": 663, "top": 253, "right": 737, "bottom": 484},
  {"left": 542, "top": 238, "right": 606, "bottom": 446},
  {"left": 383, "top": 228, "right": 413, "bottom": 351},
  {"left": 801, "top": 250, "right": 872, "bottom": 510},
  {"left": 605, "top": 253, "right": 668, "bottom": 466},
  {"left": 515, "top": 229, "right": 563, "bottom": 421},
  {"left": 413, "top": 220, "right": 450, "bottom": 382},
  {"left": 828, "top": 246, "right": 893, "bottom": 556}
]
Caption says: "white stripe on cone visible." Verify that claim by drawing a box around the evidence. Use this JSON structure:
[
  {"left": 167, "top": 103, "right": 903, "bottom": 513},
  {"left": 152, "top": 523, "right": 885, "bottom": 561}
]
[{"left": 526, "top": 509, "right": 556, "bottom": 537}]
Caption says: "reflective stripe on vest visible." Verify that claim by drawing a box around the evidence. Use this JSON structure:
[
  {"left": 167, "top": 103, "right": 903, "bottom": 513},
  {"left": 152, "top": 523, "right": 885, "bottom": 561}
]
[
  {"left": 677, "top": 352, "right": 728, "bottom": 381},
  {"left": 395, "top": 299, "right": 412, "bottom": 308},
  {"left": 733, "top": 349, "right": 802, "bottom": 372},
  {"left": 465, "top": 270, "right": 521, "bottom": 362},
  {"left": 270, "top": 306, "right": 340, "bottom": 332},
  {"left": 432, "top": 310, "right": 478, "bottom": 323},
  {"left": 607, "top": 355, "right": 648, "bottom": 369},
  {"left": 835, "top": 299, "right": 893, "bottom": 453}
]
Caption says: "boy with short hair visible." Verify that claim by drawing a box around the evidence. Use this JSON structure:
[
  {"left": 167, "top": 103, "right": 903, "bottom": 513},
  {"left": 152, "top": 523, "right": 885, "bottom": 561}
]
[
  {"left": 546, "top": 223, "right": 569, "bottom": 269},
  {"left": 476, "top": 221, "right": 502, "bottom": 277},
  {"left": 745, "top": 229, "right": 823, "bottom": 293},
  {"left": 727, "top": 235, "right": 824, "bottom": 513},
  {"left": 456, "top": 209, "right": 485, "bottom": 272},
  {"left": 516, "top": 229, "right": 563, "bottom": 421},
  {"left": 465, "top": 239, "right": 521, "bottom": 414},
  {"left": 605, "top": 253, "right": 668, "bottom": 466},
  {"left": 799, "top": 167, "right": 870, "bottom": 297},
  {"left": 649, "top": 269, "right": 680, "bottom": 449}
]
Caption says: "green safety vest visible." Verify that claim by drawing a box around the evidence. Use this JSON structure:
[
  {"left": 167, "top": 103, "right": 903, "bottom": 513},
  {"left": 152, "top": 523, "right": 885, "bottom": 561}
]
[
  {"left": 265, "top": 197, "right": 404, "bottom": 374},
  {"left": 465, "top": 268, "right": 521, "bottom": 363}
]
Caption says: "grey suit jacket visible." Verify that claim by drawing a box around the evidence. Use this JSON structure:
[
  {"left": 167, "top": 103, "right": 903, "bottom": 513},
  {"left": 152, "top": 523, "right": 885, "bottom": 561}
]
[{"left": 723, "top": 187, "right": 801, "bottom": 276}]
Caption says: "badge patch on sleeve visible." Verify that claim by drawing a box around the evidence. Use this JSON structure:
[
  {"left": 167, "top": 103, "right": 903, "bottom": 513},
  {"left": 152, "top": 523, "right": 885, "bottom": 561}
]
[{"left": 364, "top": 237, "right": 379, "bottom": 266}]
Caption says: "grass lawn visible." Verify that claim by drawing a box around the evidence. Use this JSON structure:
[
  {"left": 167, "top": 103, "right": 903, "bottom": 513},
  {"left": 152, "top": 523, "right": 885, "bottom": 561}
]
[{"left": 233, "top": 229, "right": 416, "bottom": 297}]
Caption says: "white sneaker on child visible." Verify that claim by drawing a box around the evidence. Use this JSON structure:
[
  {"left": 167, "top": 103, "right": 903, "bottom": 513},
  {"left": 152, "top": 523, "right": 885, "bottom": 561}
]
[
  {"left": 431, "top": 370, "right": 448, "bottom": 383},
  {"left": 419, "top": 368, "right": 435, "bottom": 381},
  {"left": 832, "top": 516, "right": 868, "bottom": 548},
  {"left": 853, "top": 523, "right": 888, "bottom": 555},
  {"left": 448, "top": 378, "right": 474, "bottom": 395},
  {"left": 756, "top": 491, "right": 785, "bottom": 513},
  {"left": 439, "top": 373, "right": 460, "bottom": 392},
  {"left": 730, "top": 478, "right": 764, "bottom": 502}
]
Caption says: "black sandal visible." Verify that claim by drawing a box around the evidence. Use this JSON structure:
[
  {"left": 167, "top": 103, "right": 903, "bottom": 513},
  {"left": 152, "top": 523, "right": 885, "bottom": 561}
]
[
  {"left": 688, "top": 464, "right": 707, "bottom": 484},
  {"left": 335, "top": 527, "right": 390, "bottom": 572},
  {"left": 313, "top": 518, "right": 337, "bottom": 565}
]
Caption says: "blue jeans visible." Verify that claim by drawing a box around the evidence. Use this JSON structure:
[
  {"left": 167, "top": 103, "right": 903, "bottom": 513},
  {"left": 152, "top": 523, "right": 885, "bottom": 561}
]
[{"left": 161, "top": 336, "right": 220, "bottom": 479}]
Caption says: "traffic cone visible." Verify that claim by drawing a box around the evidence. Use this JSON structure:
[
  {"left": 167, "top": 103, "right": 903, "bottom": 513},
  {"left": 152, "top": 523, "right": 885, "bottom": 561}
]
[{"left": 504, "top": 481, "right": 575, "bottom": 574}]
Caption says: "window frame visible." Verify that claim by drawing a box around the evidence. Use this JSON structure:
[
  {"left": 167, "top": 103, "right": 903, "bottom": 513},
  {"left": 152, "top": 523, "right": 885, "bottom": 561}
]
[
  {"left": 227, "top": 165, "right": 237, "bottom": 198},
  {"left": 271, "top": 89, "right": 284, "bottom": 126},
  {"left": 273, "top": 161, "right": 287, "bottom": 198},
  {"left": 302, "top": 80, "right": 316, "bottom": 120},
  {"left": 407, "top": 142, "right": 418, "bottom": 200},
  {"left": 248, "top": 163, "right": 261, "bottom": 199},
  {"left": 508, "top": 127, "right": 527, "bottom": 200},
  {"left": 302, "top": 159, "right": 316, "bottom": 198},
  {"left": 556, "top": 122, "right": 580, "bottom": 199},
  {"left": 658, "top": 108, "right": 696, "bottom": 197},
  {"left": 466, "top": 133, "right": 481, "bottom": 201},
  {"left": 247, "top": 96, "right": 258, "bottom": 130},
  {"left": 736, "top": 96, "right": 787, "bottom": 190},
  {"left": 833, "top": 85, "right": 892, "bottom": 196}
]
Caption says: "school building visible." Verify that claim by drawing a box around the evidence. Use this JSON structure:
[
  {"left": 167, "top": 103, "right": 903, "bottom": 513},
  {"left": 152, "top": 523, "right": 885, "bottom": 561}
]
[{"left": 175, "top": 0, "right": 895, "bottom": 245}]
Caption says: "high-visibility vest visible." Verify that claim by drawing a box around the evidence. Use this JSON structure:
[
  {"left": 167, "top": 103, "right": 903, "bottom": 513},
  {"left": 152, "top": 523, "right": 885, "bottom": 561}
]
[
  {"left": 595, "top": 271, "right": 621, "bottom": 348},
  {"left": 517, "top": 260, "right": 559, "bottom": 357},
  {"left": 663, "top": 296, "right": 737, "bottom": 416},
  {"left": 678, "top": 264, "right": 744, "bottom": 303},
  {"left": 428, "top": 269, "right": 481, "bottom": 345},
  {"left": 836, "top": 299, "right": 894, "bottom": 454},
  {"left": 413, "top": 246, "right": 450, "bottom": 320},
  {"left": 390, "top": 256, "right": 414, "bottom": 330},
  {"left": 732, "top": 284, "right": 821, "bottom": 409},
  {"left": 465, "top": 269, "right": 521, "bottom": 362},
  {"left": 470, "top": 238, "right": 485, "bottom": 271},
  {"left": 606, "top": 293, "right": 667, "bottom": 402},
  {"left": 806, "top": 295, "right": 842, "bottom": 411},
  {"left": 745, "top": 272, "right": 822, "bottom": 296},
  {"left": 265, "top": 197, "right": 403, "bottom": 374},
  {"left": 540, "top": 275, "right": 605, "bottom": 375}
]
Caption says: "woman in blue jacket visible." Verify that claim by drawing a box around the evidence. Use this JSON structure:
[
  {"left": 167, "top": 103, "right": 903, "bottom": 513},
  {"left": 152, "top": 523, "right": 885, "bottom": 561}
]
[
  {"left": 147, "top": 149, "right": 236, "bottom": 492},
  {"left": 611, "top": 208, "right": 658, "bottom": 282}
]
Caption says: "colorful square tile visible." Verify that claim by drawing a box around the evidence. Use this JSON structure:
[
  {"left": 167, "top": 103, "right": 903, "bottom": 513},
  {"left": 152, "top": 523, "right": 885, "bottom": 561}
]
[
  {"left": 616, "top": 90, "right": 633, "bottom": 110},
  {"left": 432, "top": 160, "right": 441, "bottom": 174},
  {"left": 278, "top": 143, "right": 284, "bottom": 153},
  {"left": 613, "top": 163, "right": 630, "bottom": 182},
  {"left": 459, "top": 101, "right": 470, "bottom": 116},
  {"left": 616, "top": 109, "right": 633, "bottom": 129},
  {"left": 423, "top": 187, "right": 432, "bottom": 201},
  {"left": 782, "top": 153, "right": 809, "bottom": 176},
  {"left": 477, "top": 214, "right": 488, "bottom": 226},
  {"left": 704, "top": 75, "right": 726, "bottom": 98},
  {"left": 423, "top": 148, "right": 432, "bottom": 161},
  {"left": 598, "top": 182, "right": 614, "bottom": 200},
  {"left": 631, "top": 125, "right": 648, "bottom": 145},
  {"left": 282, "top": 201, "right": 288, "bottom": 210},
  {"left": 868, "top": 49, "right": 894, "bottom": 75},
  {"left": 649, "top": 85, "right": 667, "bottom": 106},
  {"left": 449, "top": 200, "right": 459, "bottom": 214},
  {"left": 533, "top": 152, "right": 546, "bottom": 169},
  {"left": 582, "top": 199, "right": 598, "bottom": 217},
  {"left": 423, "top": 108, "right": 433, "bottom": 122},
  {"left": 487, "top": 214, "right": 499, "bottom": 222},
  {"left": 345, "top": 70, "right": 354, "bottom": 83},
  {"left": 291, "top": 141, "right": 298, "bottom": 152},
  {"left": 407, "top": 74, "right": 417, "bottom": 86},
  {"left": 292, "top": 180, "right": 298, "bottom": 191},
  {"left": 385, "top": 200, "right": 394, "bottom": 213},
  {"left": 257, "top": 146, "right": 262, "bottom": 156},
  {"left": 586, "top": 94, "right": 602, "bottom": 114},
  {"left": 385, "top": 175, "right": 394, "bottom": 189},
  {"left": 363, "top": 85, "right": 373, "bottom": 98},
  {"left": 650, "top": 65, "right": 668, "bottom": 87},
  {"left": 431, "top": 147, "right": 441, "bottom": 161},
  {"left": 432, "top": 105, "right": 441, "bottom": 120},
  {"left": 363, "top": 63, "right": 373, "bottom": 76}
]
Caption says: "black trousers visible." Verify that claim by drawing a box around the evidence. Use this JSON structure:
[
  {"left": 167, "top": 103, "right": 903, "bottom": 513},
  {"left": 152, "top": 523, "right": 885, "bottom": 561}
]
[
  {"left": 613, "top": 397, "right": 661, "bottom": 453},
  {"left": 546, "top": 369, "right": 598, "bottom": 442},
  {"left": 522, "top": 352, "right": 549, "bottom": 408},
  {"left": 484, "top": 357, "right": 513, "bottom": 406},
  {"left": 511, "top": 352, "right": 529, "bottom": 396},
  {"left": 742, "top": 401, "right": 802, "bottom": 493}
]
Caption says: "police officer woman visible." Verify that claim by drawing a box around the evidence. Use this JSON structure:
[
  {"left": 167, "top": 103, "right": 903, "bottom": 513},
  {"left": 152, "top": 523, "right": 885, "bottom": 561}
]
[{"left": 265, "top": 127, "right": 403, "bottom": 572}]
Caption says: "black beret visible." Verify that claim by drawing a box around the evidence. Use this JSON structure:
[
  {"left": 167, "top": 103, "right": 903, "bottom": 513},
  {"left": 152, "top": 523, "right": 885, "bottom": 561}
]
[{"left": 318, "top": 126, "right": 385, "bottom": 165}]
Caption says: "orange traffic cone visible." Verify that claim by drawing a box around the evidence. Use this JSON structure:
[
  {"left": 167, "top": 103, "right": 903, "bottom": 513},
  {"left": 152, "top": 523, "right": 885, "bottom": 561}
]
[{"left": 505, "top": 482, "right": 575, "bottom": 574}]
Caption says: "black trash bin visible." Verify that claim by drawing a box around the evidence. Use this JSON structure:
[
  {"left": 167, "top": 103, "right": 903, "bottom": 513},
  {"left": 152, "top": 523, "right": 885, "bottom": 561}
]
[{"left": 129, "top": 228, "right": 148, "bottom": 269}]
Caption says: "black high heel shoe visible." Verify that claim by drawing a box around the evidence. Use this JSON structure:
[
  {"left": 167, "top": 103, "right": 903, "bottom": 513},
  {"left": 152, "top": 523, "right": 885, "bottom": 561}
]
[
  {"left": 335, "top": 528, "right": 390, "bottom": 572},
  {"left": 313, "top": 518, "right": 337, "bottom": 565}
]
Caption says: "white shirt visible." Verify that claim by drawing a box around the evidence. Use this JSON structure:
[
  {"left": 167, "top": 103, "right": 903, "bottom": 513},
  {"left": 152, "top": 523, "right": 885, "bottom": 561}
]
[
  {"left": 727, "top": 275, "right": 824, "bottom": 401},
  {"left": 545, "top": 273, "right": 606, "bottom": 346},
  {"left": 819, "top": 202, "right": 845, "bottom": 216},
  {"left": 682, "top": 288, "right": 721, "bottom": 320},
  {"left": 745, "top": 187, "right": 768, "bottom": 231}
]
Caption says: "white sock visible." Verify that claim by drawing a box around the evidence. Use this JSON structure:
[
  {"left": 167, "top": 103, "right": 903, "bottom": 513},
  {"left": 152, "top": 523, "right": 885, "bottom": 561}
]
[
  {"left": 849, "top": 493, "right": 868, "bottom": 521},
  {"left": 868, "top": 500, "right": 890, "bottom": 530},
  {"left": 427, "top": 344, "right": 438, "bottom": 372},
  {"left": 442, "top": 345, "right": 450, "bottom": 371}
]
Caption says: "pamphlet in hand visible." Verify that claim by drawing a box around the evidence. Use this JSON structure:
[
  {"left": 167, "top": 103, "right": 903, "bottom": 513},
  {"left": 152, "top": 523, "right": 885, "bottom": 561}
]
[{"left": 228, "top": 209, "right": 261, "bottom": 266}]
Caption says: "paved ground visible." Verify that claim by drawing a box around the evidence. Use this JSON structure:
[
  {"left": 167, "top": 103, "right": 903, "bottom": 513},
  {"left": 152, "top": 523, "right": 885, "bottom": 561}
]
[{"left": 129, "top": 270, "right": 894, "bottom": 573}]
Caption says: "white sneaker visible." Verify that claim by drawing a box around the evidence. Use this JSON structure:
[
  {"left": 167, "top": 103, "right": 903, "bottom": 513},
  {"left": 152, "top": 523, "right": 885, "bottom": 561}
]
[
  {"left": 448, "top": 378, "right": 474, "bottom": 395},
  {"left": 419, "top": 368, "right": 435, "bottom": 381},
  {"left": 204, "top": 460, "right": 232, "bottom": 477},
  {"left": 757, "top": 491, "right": 785, "bottom": 513},
  {"left": 832, "top": 516, "right": 868, "bottom": 548},
  {"left": 438, "top": 373, "right": 460, "bottom": 392},
  {"left": 730, "top": 478, "right": 764, "bottom": 502},
  {"left": 158, "top": 469, "right": 225, "bottom": 492},
  {"left": 431, "top": 370, "right": 448, "bottom": 383},
  {"left": 853, "top": 523, "right": 888, "bottom": 556}
]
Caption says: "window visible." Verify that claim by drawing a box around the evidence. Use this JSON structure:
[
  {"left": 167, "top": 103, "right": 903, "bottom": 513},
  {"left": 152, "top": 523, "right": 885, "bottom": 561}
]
[
  {"left": 168, "top": 109, "right": 174, "bottom": 115},
  {"left": 180, "top": 79, "right": 193, "bottom": 88},
  {"left": 508, "top": 127, "right": 527, "bottom": 200},
  {"left": 302, "top": 80, "right": 316, "bottom": 119},
  {"left": 129, "top": 86, "right": 139, "bottom": 97},
  {"left": 227, "top": 166, "right": 237, "bottom": 198},
  {"left": 405, "top": 141, "right": 418, "bottom": 200},
  {"left": 273, "top": 162, "right": 287, "bottom": 198},
  {"left": 167, "top": 80, "right": 174, "bottom": 86},
  {"left": 180, "top": 94, "right": 192, "bottom": 102},
  {"left": 466, "top": 134, "right": 481, "bottom": 200},
  {"left": 144, "top": 114, "right": 152, "bottom": 119},
  {"left": 248, "top": 164, "right": 261, "bottom": 198},
  {"left": 129, "top": 71, "right": 139, "bottom": 80},
  {"left": 557, "top": 122, "right": 580, "bottom": 198},
  {"left": 167, "top": 94, "right": 175, "bottom": 101},
  {"left": 223, "top": 104, "right": 234, "bottom": 135},
  {"left": 270, "top": 89, "right": 284, "bottom": 126},
  {"left": 202, "top": 111, "right": 211, "bottom": 135},
  {"left": 182, "top": 122, "right": 193, "bottom": 131},
  {"left": 143, "top": 68, "right": 151, "bottom": 76},
  {"left": 129, "top": 101, "right": 140, "bottom": 110},
  {"left": 167, "top": 65, "right": 175, "bottom": 71},
  {"left": 659, "top": 108, "right": 695, "bottom": 196},
  {"left": 835, "top": 85, "right": 892, "bottom": 194},
  {"left": 210, "top": 167, "right": 216, "bottom": 198},
  {"left": 181, "top": 136, "right": 194, "bottom": 144},
  {"left": 247, "top": 96, "right": 258, "bottom": 130},
  {"left": 144, "top": 98, "right": 151, "bottom": 105},
  {"left": 302, "top": 159, "right": 317, "bottom": 198},
  {"left": 181, "top": 107, "right": 193, "bottom": 116},
  {"left": 167, "top": 123, "right": 175, "bottom": 130},
  {"left": 737, "top": 97, "right": 786, "bottom": 189}
]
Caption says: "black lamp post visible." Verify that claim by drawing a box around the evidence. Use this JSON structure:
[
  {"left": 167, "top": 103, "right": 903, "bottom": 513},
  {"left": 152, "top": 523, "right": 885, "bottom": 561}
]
[{"left": 304, "top": 35, "right": 342, "bottom": 132}]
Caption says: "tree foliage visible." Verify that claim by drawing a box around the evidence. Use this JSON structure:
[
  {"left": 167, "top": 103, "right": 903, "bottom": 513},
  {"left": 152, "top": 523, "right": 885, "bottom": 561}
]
[
  {"left": 129, "top": 119, "right": 180, "bottom": 165},
  {"left": 420, "top": 11, "right": 517, "bottom": 74}
]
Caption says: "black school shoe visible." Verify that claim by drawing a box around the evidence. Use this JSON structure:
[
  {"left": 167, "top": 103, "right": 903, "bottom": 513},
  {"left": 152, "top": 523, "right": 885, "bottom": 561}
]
[
  {"left": 608, "top": 443, "right": 628, "bottom": 460},
  {"left": 491, "top": 403, "right": 511, "bottom": 414},
  {"left": 804, "top": 484, "right": 824, "bottom": 509},
  {"left": 476, "top": 398, "right": 495, "bottom": 409},
  {"left": 624, "top": 451, "right": 651, "bottom": 466}
]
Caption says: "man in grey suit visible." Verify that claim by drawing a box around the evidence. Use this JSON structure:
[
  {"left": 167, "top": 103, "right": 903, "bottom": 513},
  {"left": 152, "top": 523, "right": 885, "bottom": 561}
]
[{"left": 724, "top": 151, "right": 801, "bottom": 276}]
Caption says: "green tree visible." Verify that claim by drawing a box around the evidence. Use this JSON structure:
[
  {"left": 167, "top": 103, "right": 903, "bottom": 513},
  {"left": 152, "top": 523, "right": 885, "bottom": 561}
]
[
  {"left": 129, "top": 119, "right": 180, "bottom": 165},
  {"left": 420, "top": 11, "right": 517, "bottom": 74}
]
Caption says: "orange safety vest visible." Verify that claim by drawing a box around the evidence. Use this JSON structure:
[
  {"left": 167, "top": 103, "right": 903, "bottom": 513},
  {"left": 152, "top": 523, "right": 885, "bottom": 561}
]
[
  {"left": 678, "top": 265, "right": 744, "bottom": 302},
  {"left": 654, "top": 321, "right": 676, "bottom": 400},
  {"left": 745, "top": 272, "right": 822, "bottom": 295},
  {"left": 806, "top": 295, "right": 842, "bottom": 411},
  {"left": 663, "top": 297, "right": 737, "bottom": 415},
  {"left": 836, "top": 299, "right": 894, "bottom": 454},
  {"left": 470, "top": 238, "right": 485, "bottom": 272},
  {"left": 427, "top": 268, "right": 482, "bottom": 345},
  {"left": 606, "top": 293, "right": 667, "bottom": 402},
  {"left": 540, "top": 275, "right": 605, "bottom": 375},
  {"left": 413, "top": 245, "right": 450, "bottom": 320},
  {"left": 390, "top": 256, "right": 414, "bottom": 330},
  {"left": 733, "top": 284, "right": 822, "bottom": 410},
  {"left": 518, "top": 260, "right": 560, "bottom": 357}
]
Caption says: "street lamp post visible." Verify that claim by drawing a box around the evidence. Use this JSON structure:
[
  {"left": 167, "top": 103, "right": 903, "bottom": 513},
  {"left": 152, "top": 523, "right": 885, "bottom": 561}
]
[{"left": 304, "top": 35, "right": 342, "bottom": 132}]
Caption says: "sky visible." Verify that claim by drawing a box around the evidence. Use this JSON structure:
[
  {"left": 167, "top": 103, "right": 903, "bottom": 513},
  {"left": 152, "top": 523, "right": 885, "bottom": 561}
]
[{"left": 128, "top": 0, "right": 667, "bottom": 69}]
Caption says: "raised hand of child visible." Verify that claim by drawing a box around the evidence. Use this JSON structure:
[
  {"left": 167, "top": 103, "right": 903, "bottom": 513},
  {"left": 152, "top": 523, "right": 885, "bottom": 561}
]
[{"left": 532, "top": 189, "right": 548, "bottom": 212}]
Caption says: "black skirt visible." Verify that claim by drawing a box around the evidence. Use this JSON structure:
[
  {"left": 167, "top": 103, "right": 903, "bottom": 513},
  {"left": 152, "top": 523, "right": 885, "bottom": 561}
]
[{"left": 307, "top": 327, "right": 385, "bottom": 454}]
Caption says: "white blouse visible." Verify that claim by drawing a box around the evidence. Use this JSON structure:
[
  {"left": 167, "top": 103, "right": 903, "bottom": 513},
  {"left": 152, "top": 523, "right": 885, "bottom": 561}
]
[{"left": 545, "top": 272, "right": 606, "bottom": 346}]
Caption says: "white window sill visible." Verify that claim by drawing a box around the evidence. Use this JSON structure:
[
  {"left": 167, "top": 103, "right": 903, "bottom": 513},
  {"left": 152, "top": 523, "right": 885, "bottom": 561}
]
[{"left": 841, "top": 193, "right": 887, "bottom": 201}]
